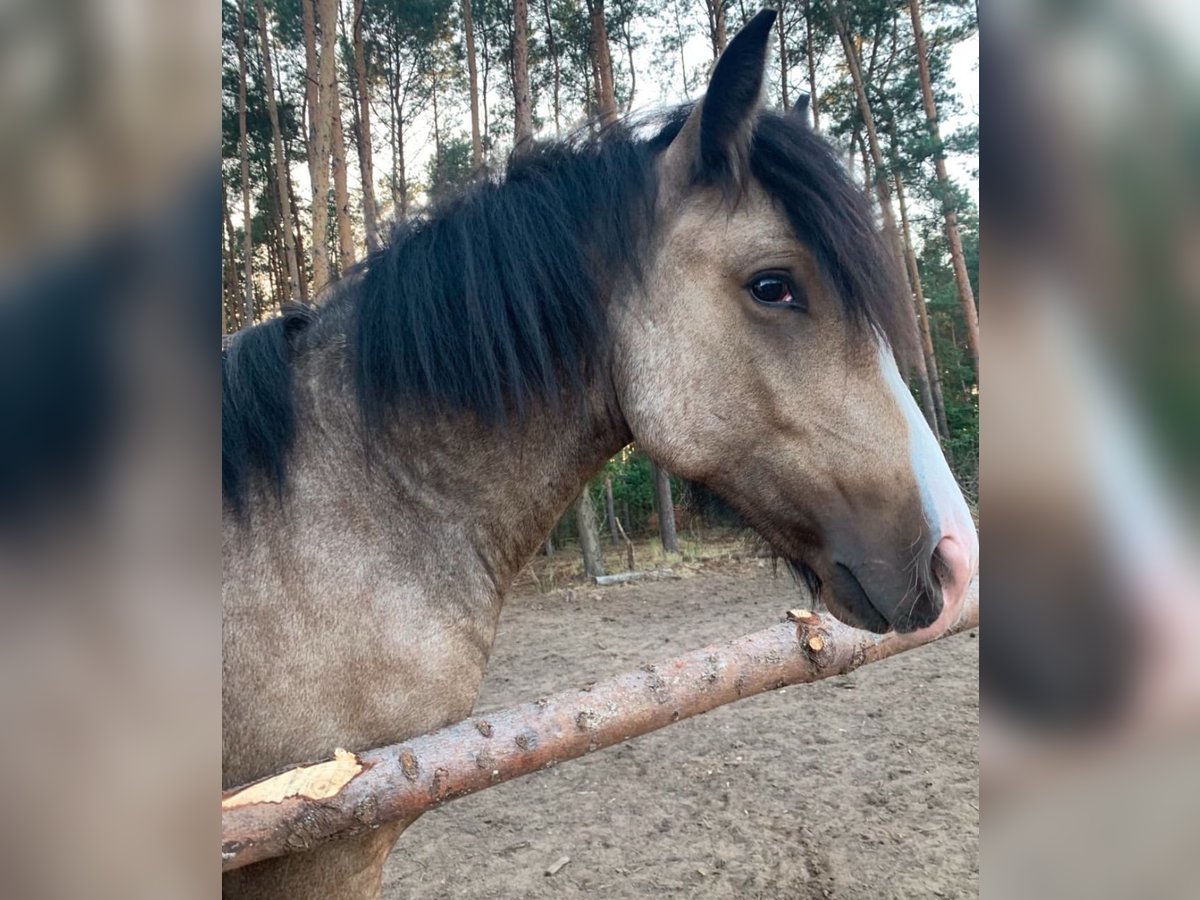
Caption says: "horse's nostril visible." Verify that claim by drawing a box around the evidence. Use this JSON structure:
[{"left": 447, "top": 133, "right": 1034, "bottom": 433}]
[{"left": 932, "top": 534, "right": 973, "bottom": 617}]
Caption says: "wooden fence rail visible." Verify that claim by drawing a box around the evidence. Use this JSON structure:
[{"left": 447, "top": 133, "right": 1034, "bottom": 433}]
[{"left": 222, "top": 581, "right": 979, "bottom": 871}]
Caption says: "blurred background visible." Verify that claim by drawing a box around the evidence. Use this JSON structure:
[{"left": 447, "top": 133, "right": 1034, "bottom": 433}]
[
  {"left": 0, "top": 0, "right": 1195, "bottom": 896},
  {"left": 982, "top": 2, "right": 1200, "bottom": 897}
]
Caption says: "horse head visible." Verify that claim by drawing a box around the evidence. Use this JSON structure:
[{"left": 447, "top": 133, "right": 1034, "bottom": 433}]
[{"left": 613, "top": 10, "right": 978, "bottom": 636}]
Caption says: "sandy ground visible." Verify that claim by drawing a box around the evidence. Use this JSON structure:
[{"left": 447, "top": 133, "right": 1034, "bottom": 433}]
[{"left": 382, "top": 560, "right": 979, "bottom": 899}]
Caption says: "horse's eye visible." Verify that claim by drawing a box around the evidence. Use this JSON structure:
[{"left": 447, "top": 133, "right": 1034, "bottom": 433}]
[{"left": 748, "top": 274, "right": 803, "bottom": 309}]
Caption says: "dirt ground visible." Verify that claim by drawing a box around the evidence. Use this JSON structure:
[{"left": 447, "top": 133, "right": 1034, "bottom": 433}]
[{"left": 382, "top": 555, "right": 979, "bottom": 899}]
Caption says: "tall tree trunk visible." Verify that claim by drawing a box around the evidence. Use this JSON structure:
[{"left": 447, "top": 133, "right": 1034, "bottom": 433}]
[
  {"left": 328, "top": 51, "right": 356, "bottom": 274},
  {"left": 254, "top": 0, "right": 300, "bottom": 302},
  {"left": 271, "top": 37, "right": 310, "bottom": 302},
  {"left": 433, "top": 72, "right": 443, "bottom": 164},
  {"left": 858, "top": 133, "right": 872, "bottom": 193},
  {"left": 895, "top": 171, "right": 950, "bottom": 439},
  {"left": 588, "top": 0, "right": 617, "bottom": 125},
  {"left": 286, "top": 165, "right": 309, "bottom": 302},
  {"left": 512, "top": 0, "right": 534, "bottom": 148},
  {"left": 653, "top": 464, "right": 679, "bottom": 555},
  {"left": 672, "top": 0, "right": 689, "bottom": 97},
  {"left": 622, "top": 21, "right": 636, "bottom": 110},
  {"left": 352, "top": 0, "right": 380, "bottom": 252},
  {"left": 833, "top": 7, "right": 938, "bottom": 431},
  {"left": 302, "top": 0, "right": 333, "bottom": 293},
  {"left": 831, "top": 9, "right": 901, "bottom": 262},
  {"left": 274, "top": 226, "right": 288, "bottom": 309},
  {"left": 589, "top": 52, "right": 601, "bottom": 123},
  {"left": 397, "top": 114, "right": 407, "bottom": 216},
  {"left": 605, "top": 477, "right": 618, "bottom": 546},
  {"left": 777, "top": 2, "right": 789, "bottom": 108},
  {"left": 236, "top": 0, "right": 256, "bottom": 327},
  {"left": 221, "top": 178, "right": 238, "bottom": 334},
  {"left": 266, "top": 222, "right": 281, "bottom": 310},
  {"left": 541, "top": 0, "right": 562, "bottom": 135},
  {"left": 388, "top": 46, "right": 401, "bottom": 213},
  {"left": 908, "top": 0, "right": 979, "bottom": 373},
  {"left": 575, "top": 490, "right": 606, "bottom": 579},
  {"left": 395, "top": 90, "right": 407, "bottom": 217},
  {"left": 481, "top": 21, "right": 491, "bottom": 144},
  {"left": 803, "top": 0, "right": 819, "bottom": 131},
  {"left": 705, "top": 0, "right": 728, "bottom": 60},
  {"left": 462, "top": 0, "right": 484, "bottom": 169}
]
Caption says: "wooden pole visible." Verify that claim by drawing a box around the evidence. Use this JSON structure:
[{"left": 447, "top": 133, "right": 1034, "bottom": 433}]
[{"left": 222, "top": 581, "right": 979, "bottom": 871}]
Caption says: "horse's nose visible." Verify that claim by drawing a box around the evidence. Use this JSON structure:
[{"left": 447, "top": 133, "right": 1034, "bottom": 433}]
[
  {"left": 936, "top": 533, "right": 973, "bottom": 614},
  {"left": 911, "top": 527, "right": 978, "bottom": 639}
]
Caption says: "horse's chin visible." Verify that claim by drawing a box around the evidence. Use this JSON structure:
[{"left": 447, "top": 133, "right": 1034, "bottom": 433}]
[{"left": 787, "top": 558, "right": 893, "bottom": 635}]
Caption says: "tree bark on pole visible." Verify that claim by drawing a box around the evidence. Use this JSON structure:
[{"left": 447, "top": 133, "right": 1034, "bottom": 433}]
[
  {"left": 303, "top": 0, "right": 333, "bottom": 293},
  {"left": 255, "top": 0, "right": 301, "bottom": 303},
  {"left": 575, "top": 489, "right": 606, "bottom": 578},
  {"left": 462, "top": 0, "right": 484, "bottom": 169},
  {"left": 221, "top": 582, "right": 979, "bottom": 871},
  {"left": 653, "top": 463, "right": 679, "bottom": 554},
  {"left": 352, "top": 0, "right": 380, "bottom": 253},
  {"left": 908, "top": 0, "right": 979, "bottom": 374},
  {"left": 512, "top": 0, "right": 534, "bottom": 148},
  {"left": 895, "top": 170, "right": 950, "bottom": 439},
  {"left": 588, "top": 0, "right": 617, "bottom": 126},
  {"left": 235, "top": 0, "right": 256, "bottom": 328}
]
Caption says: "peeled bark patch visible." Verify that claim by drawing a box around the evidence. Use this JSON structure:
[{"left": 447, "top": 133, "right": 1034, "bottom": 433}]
[{"left": 222, "top": 748, "right": 362, "bottom": 809}]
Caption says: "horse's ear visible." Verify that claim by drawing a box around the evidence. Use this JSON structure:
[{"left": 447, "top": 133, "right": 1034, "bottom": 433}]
[
  {"left": 790, "top": 93, "right": 811, "bottom": 128},
  {"left": 662, "top": 9, "right": 777, "bottom": 191}
]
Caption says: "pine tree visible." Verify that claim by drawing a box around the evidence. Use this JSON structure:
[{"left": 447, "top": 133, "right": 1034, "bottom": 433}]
[
  {"left": 462, "top": 0, "right": 484, "bottom": 168},
  {"left": 236, "top": 0, "right": 256, "bottom": 325},
  {"left": 908, "top": 0, "right": 979, "bottom": 374},
  {"left": 255, "top": 0, "right": 301, "bottom": 301},
  {"left": 588, "top": 0, "right": 617, "bottom": 125},
  {"left": 575, "top": 489, "right": 605, "bottom": 578},
  {"left": 351, "top": 0, "right": 381, "bottom": 251},
  {"left": 512, "top": 0, "right": 533, "bottom": 147}
]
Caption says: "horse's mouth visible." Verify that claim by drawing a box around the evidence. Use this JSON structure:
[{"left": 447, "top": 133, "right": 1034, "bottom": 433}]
[{"left": 789, "top": 558, "right": 892, "bottom": 634}]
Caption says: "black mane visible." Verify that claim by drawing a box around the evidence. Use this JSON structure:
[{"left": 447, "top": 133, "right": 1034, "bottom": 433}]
[
  {"left": 350, "top": 128, "right": 658, "bottom": 431},
  {"left": 221, "top": 108, "right": 912, "bottom": 510}
]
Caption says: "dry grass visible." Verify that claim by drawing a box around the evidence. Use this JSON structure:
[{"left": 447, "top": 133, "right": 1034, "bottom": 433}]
[{"left": 512, "top": 528, "right": 776, "bottom": 596}]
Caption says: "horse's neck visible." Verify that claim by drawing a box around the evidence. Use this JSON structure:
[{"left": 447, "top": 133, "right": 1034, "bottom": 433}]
[
  {"left": 224, "top": 355, "right": 631, "bottom": 786},
  {"left": 294, "top": 344, "right": 631, "bottom": 596},
  {"left": 375, "top": 388, "right": 632, "bottom": 590}
]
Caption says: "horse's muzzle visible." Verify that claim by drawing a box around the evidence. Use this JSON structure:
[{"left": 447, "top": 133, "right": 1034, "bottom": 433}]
[{"left": 822, "top": 531, "right": 976, "bottom": 635}]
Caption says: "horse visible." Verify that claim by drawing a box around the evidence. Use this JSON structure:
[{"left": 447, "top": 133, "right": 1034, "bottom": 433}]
[{"left": 222, "top": 10, "right": 978, "bottom": 898}]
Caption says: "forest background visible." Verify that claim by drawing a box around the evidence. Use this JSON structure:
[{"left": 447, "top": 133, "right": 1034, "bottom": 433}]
[{"left": 220, "top": 0, "right": 980, "bottom": 573}]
